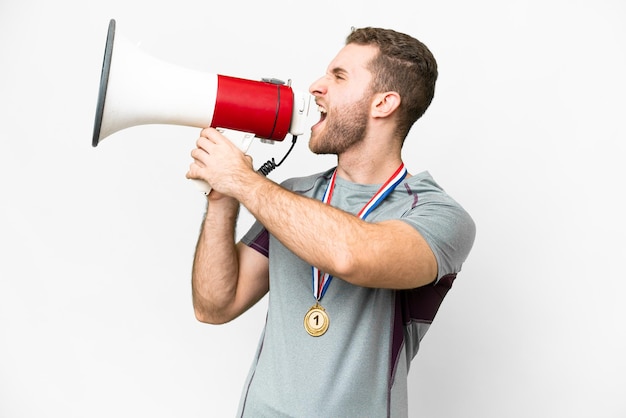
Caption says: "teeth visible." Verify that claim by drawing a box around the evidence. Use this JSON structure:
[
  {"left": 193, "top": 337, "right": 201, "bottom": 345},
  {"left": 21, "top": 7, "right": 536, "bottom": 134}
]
[{"left": 318, "top": 105, "right": 327, "bottom": 114}]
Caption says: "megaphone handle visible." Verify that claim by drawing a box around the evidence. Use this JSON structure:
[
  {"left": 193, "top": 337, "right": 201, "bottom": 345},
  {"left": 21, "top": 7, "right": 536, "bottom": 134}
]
[{"left": 192, "top": 129, "right": 255, "bottom": 195}]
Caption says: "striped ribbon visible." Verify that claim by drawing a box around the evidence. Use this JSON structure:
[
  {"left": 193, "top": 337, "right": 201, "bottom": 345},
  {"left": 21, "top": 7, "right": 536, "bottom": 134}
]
[{"left": 312, "top": 163, "right": 408, "bottom": 300}]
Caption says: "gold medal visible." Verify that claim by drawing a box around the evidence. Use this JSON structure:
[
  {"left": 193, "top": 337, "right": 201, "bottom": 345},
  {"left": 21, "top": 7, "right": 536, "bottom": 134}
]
[
  {"left": 305, "top": 164, "right": 406, "bottom": 337},
  {"left": 304, "top": 303, "right": 329, "bottom": 337}
]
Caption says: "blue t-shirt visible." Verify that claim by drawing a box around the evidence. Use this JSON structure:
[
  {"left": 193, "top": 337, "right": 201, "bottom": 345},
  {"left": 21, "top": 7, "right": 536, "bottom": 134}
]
[{"left": 238, "top": 168, "right": 475, "bottom": 417}]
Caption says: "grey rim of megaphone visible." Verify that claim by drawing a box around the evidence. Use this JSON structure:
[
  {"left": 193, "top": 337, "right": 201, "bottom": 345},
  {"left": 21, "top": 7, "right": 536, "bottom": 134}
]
[{"left": 92, "top": 19, "right": 116, "bottom": 147}]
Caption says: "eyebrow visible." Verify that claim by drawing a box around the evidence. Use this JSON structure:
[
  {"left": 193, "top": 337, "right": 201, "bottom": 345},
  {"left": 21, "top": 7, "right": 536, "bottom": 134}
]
[{"left": 330, "top": 66, "right": 349, "bottom": 77}]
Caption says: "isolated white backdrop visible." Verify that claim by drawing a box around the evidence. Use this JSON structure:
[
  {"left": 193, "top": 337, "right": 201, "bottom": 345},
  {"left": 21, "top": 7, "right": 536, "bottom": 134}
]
[{"left": 1, "top": 0, "right": 625, "bottom": 417}]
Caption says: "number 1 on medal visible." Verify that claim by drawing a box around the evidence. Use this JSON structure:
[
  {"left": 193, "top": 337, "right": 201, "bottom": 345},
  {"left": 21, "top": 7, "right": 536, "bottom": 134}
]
[{"left": 304, "top": 304, "right": 329, "bottom": 337}]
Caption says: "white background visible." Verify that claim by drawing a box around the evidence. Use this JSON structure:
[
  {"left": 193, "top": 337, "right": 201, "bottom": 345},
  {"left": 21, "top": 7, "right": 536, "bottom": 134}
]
[{"left": 1, "top": 0, "right": 625, "bottom": 417}]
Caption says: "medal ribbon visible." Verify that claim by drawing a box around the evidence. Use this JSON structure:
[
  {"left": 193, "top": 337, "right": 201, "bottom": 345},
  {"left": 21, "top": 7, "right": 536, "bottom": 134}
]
[{"left": 312, "top": 163, "right": 408, "bottom": 301}]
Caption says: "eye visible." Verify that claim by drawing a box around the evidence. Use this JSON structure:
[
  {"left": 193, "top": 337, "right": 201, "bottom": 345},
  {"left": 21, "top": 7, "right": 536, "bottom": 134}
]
[{"left": 331, "top": 68, "right": 348, "bottom": 81}]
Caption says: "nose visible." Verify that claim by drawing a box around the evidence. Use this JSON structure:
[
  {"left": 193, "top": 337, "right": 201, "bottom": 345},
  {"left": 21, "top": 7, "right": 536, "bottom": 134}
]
[{"left": 309, "top": 76, "right": 327, "bottom": 96}]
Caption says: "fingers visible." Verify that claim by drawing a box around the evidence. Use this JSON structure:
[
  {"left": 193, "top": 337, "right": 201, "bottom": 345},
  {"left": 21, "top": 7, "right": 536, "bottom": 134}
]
[
  {"left": 199, "top": 127, "right": 217, "bottom": 139},
  {"left": 199, "top": 127, "right": 227, "bottom": 144},
  {"left": 187, "top": 130, "right": 220, "bottom": 180},
  {"left": 195, "top": 128, "right": 229, "bottom": 154},
  {"left": 189, "top": 148, "right": 206, "bottom": 167},
  {"left": 195, "top": 136, "right": 212, "bottom": 153},
  {"left": 187, "top": 128, "right": 254, "bottom": 190}
]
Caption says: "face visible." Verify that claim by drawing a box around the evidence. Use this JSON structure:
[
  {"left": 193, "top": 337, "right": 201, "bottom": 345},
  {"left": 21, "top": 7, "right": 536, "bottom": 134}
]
[{"left": 308, "top": 44, "right": 378, "bottom": 155}]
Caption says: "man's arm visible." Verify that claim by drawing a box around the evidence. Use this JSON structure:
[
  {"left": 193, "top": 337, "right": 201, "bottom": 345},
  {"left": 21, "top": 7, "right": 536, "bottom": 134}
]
[
  {"left": 237, "top": 180, "right": 437, "bottom": 289},
  {"left": 190, "top": 194, "right": 269, "bottom": 325},
  {"left": 187, "top": 129, "right": 437, "bottom": 290}
]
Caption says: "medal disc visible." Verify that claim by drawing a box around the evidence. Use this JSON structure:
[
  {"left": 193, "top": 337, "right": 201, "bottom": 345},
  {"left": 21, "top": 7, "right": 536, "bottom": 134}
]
[{"left": 304, "top": 304, "right": 329, "bottom": 337}]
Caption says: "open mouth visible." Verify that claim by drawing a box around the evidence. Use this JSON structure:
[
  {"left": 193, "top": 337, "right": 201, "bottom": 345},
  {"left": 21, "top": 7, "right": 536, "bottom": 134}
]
[{"left": 313, "top": 104, "right": 327, "bottom": 129}]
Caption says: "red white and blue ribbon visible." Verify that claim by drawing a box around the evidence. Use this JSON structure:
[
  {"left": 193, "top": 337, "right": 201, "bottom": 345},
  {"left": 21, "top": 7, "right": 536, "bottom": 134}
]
[{"left": 312, "top": 163, "right": 408, "bottom": 301}]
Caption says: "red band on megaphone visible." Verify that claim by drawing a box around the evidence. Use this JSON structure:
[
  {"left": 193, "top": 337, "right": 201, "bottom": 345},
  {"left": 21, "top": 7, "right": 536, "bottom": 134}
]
[{"left": 211, "top": 75, "right": 293, "bottom": 141}]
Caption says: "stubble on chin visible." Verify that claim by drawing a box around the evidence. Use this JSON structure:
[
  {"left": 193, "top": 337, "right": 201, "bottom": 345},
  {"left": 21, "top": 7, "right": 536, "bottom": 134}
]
[{"left": 308, "top": 98, "right": 370, "bottom": 155}]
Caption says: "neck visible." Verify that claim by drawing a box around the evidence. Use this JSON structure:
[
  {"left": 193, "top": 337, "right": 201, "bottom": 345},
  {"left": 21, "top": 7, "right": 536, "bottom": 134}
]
[
  {"left": 332, "top": 122, "right": 409, "bottom": 183},
  {"left": 336, "top": 147, "right": 405, "bottom": 184}
]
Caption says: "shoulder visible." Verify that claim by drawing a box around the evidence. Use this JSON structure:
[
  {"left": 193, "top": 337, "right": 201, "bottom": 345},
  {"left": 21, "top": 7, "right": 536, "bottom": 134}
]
[
  {"left": 403, "top": 171, "right": 447, "bottom": 196},
  {"left": 280, "top": 167, "right": 335, "bottom": 195},
  {"left": 399, "top": 171, "right": 476, "bottom": 278},
  {"left": 401, "top": 171, "right": 470, "bottom": 214}
]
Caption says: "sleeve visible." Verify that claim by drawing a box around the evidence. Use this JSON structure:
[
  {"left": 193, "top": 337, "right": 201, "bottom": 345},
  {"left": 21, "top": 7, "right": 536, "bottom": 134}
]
[
  {"left": 400, "top": 195, "right": 476, "bottom": 283},
  {"left": 241, "top": 221, "right": 270, "bottom": 258}
]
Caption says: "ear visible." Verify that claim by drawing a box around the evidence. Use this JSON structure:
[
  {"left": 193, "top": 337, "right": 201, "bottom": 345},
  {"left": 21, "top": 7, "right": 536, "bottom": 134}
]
[{"left": 371, "top": 91, "right": 401, "bottom": 118}]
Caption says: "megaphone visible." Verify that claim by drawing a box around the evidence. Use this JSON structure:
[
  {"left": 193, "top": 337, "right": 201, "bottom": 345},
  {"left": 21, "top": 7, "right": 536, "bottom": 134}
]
[{"left": 92, "top": 19, "right": 312, "bottom": 192}]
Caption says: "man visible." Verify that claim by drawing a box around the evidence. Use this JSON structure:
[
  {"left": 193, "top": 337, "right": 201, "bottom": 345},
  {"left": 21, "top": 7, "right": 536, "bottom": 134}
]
[{"left": 186, "top": 27, "right": 475, "bottom": 417}]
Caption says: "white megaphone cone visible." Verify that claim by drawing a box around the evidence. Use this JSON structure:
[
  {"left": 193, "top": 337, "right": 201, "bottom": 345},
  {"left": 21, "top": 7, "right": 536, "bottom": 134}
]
[{"left": 92, "top": 19, "right": 313, "bottom": 193}]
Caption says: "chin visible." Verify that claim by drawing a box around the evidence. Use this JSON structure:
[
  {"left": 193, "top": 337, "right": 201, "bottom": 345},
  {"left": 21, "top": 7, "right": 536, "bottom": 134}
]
[
  {"left": 308, "top": 129, "right": 321, "bottom": 151},
  {"left": 308, "top": 137, "right": 325, "bottom": 155}
]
